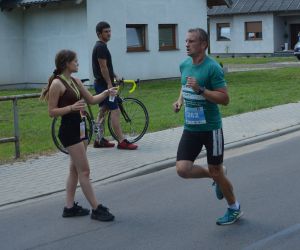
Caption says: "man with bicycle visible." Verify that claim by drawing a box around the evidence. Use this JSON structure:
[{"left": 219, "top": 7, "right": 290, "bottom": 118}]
[
  {"left": 173, "top": 28, "right": 243, "bottom": 225},
  {"left": 92, "top": 21, "right": 138, "bottom": 150}
]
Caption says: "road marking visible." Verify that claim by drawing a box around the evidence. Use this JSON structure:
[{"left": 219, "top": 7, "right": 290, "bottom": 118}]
[{"left": 243, "top": 223, "right": 300, "bottom": 250}]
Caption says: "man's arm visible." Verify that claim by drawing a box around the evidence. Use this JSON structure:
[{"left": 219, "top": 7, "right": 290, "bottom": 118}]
[
  {"left": 201, "top": 87, "right": 229, "bottom": 106},
  {"left": 173, "top": 86, "right": 184, "bottom": 112},
  {"left": 98, "top": 58, "right": 113, "bottom": 88},
  {"left": 186, "top": 77, "right": 229, "bottom": 106}
]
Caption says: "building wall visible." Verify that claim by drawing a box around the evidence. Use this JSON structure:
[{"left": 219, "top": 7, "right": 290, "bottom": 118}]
[
  {"left": 272, "top": 14, "right": 300, "bottom": 51},
  {"left": 210, "top": 13, "right": 274, "bottom": 54},
  {"left": 0, "top": 0, "right": 208, "bottom": 87},
  {"left": 273, "top": 15, "right": 285, "bottom": 51},
  {"left": 0, "top": 9, "right": 24, "bottom": 85},
  {"left": 209, "top": 16, "right": 233, "bottom": 54},
  {"left": 285, "top": 15, "right": 300, "bottom": 49},
  {"left": 86, "top": 0, "right": 207, "bottom": 80},
  {"left": 23, "top": 2, "right": 88, "bottom": 84}
]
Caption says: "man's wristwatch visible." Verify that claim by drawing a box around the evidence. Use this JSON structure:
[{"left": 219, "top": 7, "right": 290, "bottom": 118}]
[{"left": 196, "top": 86, "right": 205, "bottom": 95}]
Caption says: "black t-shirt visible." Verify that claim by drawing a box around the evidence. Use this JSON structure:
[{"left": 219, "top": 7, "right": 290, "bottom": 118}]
[{"left": 92, "top": 40, "right": 114, "bottom": 87}]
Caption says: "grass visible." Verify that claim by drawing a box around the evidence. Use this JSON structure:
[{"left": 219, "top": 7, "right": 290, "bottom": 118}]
[
  {"left": 213, "top": 56, "right": 299, "bottom": 65},
  {"left": 1, "top": 66, "right": 300, "bottom": 163}
]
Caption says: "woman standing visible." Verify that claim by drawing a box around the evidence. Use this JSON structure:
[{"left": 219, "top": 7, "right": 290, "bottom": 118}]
[{"left": 41, "top": 50, "right": 116, "bottom": 221}]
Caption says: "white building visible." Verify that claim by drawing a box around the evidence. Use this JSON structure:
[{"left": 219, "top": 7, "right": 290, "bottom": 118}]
[
  {"left": 0, "top": 0, "right": 231, "bottom": 88},
  {"left": 208, "top": 0, "right": 300, "bottom": 56}
]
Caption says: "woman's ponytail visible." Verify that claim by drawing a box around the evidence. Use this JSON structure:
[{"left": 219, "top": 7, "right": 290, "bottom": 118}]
[
  {"left": 40, "top": 69, "right": 59, "bottom": 101},
  {"left": 40, "top": 50, "right": 77, "bottom": 101}
]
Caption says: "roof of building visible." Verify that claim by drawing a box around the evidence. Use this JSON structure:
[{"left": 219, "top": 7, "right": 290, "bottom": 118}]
[
  {"left": 1, "top": 0, "right": 231, "bottom": 11},
  {"left": 0, "top": 0, "right": 81, "bottom": 10},
  {"left": 207, "top": 0, "right": 233, "bottom": 8},
  {"left": 19, "top": 0, "right": 60, "bottom": 5},
  {"left": 208, "top": 0, "right": 300, "bottom": 16}
]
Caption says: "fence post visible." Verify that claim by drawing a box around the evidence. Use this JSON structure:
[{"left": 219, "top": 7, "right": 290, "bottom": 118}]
[
  {"left": 13, "top": 98, "right": 20, "bottom": 158},
  {"left": 0, "top": 93, "right": 40, "bottom": 159}
]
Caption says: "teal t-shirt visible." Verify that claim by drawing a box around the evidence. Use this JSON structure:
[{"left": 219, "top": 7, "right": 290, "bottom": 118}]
[{"left": 180, "top": 56, "right": 226, "bottom": 131}]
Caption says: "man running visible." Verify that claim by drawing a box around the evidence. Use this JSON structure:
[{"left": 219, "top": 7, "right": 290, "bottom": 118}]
[
  {"left": 92, "top": 21, "right": 138, "bottom": 150},
  {"left": 173, "top": 28, "right": 243, "bottom": 225}
]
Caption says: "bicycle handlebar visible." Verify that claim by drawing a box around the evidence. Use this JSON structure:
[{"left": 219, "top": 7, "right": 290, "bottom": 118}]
[
  {"left": 116, "top": 79, "right": 139, "bottom": 93},
  {"left": 81, "top": 78, "right": 140, "bottom": 94}
]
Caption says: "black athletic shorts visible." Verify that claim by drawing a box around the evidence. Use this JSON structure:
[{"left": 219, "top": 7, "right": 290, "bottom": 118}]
[
  {"left": 176, "top": 129, "right": 224, "bottom": 165},
  {"left": 58, "top": 113, "right": 88, "bottom": 148}
]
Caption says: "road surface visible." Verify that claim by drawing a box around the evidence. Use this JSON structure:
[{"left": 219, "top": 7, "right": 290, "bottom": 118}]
[{"left": 1, "top": 131, "right": 300, "bottom": 250}]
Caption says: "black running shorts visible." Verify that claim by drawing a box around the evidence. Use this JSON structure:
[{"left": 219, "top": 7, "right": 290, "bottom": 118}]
[
  {"left": 58, "top": 113, "right": 88, "bottom": 148},
  {"left": 176, "top": 129, "right": 224, "bottom": 165}
]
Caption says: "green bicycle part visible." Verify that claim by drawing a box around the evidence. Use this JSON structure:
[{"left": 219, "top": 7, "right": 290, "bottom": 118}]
[{"left": 114, "top": 79, "right": 137, "bottom": 93}]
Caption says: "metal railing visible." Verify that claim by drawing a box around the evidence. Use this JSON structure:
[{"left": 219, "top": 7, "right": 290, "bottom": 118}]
[{"left": 0, "top": 93, "right": 40, "bottom": 158}]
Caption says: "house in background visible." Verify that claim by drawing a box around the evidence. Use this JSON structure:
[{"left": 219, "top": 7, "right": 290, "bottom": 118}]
[
  {"left": 0, "top": 0, "right": 231, "bottom": 89},
  {"left": 208, "top": 0, "right": 300, "bottom": 57}
]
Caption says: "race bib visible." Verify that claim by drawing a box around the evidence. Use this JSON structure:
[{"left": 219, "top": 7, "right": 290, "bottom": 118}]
[
  {"left": 185, "top": 107, "right": 206, "bottom": 125},
  {"left": 80, "top": 121, "right": 86, "bottom": 139}
]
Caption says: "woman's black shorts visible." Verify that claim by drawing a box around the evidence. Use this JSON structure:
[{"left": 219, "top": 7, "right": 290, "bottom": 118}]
[{"left": 58, "top": 113, "right": 88, "bottom": 148}]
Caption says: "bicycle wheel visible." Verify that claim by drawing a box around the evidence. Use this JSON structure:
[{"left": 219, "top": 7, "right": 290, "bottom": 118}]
[
  {"left": 107, "top": 97, "right": 149, "bottom": 143},
  {"left": 51, "top": 113, "right": 93, "bottom": 154}
]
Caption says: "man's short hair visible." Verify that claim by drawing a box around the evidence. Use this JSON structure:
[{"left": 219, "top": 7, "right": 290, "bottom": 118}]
[
  {"left": 188, "top": 28, "right": 208, "bottom": 48},
  {"left": 96, "top": 21, "right": 110, "bottom": 35}
]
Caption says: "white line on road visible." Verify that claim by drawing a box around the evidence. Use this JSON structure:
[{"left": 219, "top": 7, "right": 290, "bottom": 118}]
[{"left": 243, "top": 223, "right": 300, "bottom": 250}]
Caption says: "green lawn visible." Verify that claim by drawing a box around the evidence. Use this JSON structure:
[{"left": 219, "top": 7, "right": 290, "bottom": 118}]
[
  {"left": 1, "top": 66, "right": 300, "bottom": 163},
  {"left": 213, "top": 56, "right": 298, "bottom": 65}
]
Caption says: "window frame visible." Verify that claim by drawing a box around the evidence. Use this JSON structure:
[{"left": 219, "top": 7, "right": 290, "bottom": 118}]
[
  {"left": 158, "top": 24, "right": 177, "bottom": 51},
  {"left": 245, "top": 21, "right": 263, "bottom": 41},
  {"left": 126, "top": 24, "right": 147, "bottom": 52},
  {"left": 216, "top": 23, "right": 231, "bottom": 41}
]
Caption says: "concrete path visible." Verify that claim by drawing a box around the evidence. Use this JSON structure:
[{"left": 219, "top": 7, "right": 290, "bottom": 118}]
[
  {"left": 226, "top": 61, "right": 300, "bottom": 72},
  {"left": 1, "top": 102, "right": 300, "bottom": 207}
]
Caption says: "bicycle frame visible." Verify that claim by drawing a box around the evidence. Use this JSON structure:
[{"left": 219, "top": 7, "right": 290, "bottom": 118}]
[
  {"left": 86, "top": 102, "right": 95, "bottom": 122},
  {"left": 117, "top": 97, "right": 131, "bottom": 123},
  {"left": 82, "top": 80, "right": 137, "bottom": 141},
  {"left": 86, "top": 96, "right": 131, "bottom": 133}
]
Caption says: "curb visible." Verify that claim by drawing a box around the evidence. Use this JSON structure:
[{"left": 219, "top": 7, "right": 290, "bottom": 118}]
[{"left": 224, "top": 124, "right": 300, "bottom": 150}]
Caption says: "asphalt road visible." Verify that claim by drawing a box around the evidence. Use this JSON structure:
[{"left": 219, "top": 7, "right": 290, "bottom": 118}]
[{"left": 1, "top": 131, "right": 300, "bottom": 250}]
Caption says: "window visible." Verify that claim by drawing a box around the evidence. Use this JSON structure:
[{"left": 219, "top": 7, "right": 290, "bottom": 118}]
[
  {"left": 126, "top": 24, "right": 147, "bottom": 52},
  {"left": 159, "top": 24, "right": 177, "bottom": 50},
  {"left": 217, "top": 23, "right": 230, "bottom": 41},
  {"left": 245, "top": 21, "right": 262, "bottom": 40}
]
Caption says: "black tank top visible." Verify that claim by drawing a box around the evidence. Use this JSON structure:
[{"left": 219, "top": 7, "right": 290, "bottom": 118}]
[
  {"left": 57, "top": 76, "right": 81, "bottom": 109},
  {"left": 56, "top": 76, "right": 83, "bottom": 123}
]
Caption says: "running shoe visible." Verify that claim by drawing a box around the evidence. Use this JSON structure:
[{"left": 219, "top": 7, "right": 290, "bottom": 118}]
[
  {"left": 216, "top": 207, "right": 243, "bottom": 225},
  {"left": 117, "top": 139, "right": 138, "bottom": 150},
  {"left": 91, "top": 204, "right": 115, "bottom": 222},
  {"left": 62, "top": 202, "right": 90, "bottom": 218}
]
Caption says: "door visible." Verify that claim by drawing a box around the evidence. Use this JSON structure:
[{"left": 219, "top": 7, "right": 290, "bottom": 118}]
[{"left": 290, "top": 24, "right": 300, "bottom": 49}]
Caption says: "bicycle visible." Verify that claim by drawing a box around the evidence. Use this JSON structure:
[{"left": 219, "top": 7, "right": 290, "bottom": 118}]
[{"left": 51, "top": 79, "right": 149, "bottom": 154}]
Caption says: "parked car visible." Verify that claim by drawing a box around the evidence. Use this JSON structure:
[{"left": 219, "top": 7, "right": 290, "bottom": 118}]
[{"left": 294, "top": 41, "right": 300, "bottom": 60}]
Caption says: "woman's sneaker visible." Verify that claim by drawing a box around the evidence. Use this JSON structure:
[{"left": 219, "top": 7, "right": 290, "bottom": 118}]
[
  {"left": 93, "top": 138, "right": 115, "bottom": 148},
  {"left": 91, "top": 204, "right": 115, "bottom": 222},
  {"left": 62, "top": 202, "right": 90, "bottom": 218}
]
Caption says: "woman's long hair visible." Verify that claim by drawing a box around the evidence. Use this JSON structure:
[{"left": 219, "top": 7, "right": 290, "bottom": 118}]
[{"left": 40, "top": 49, "right": 77, "bottom": 101}]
